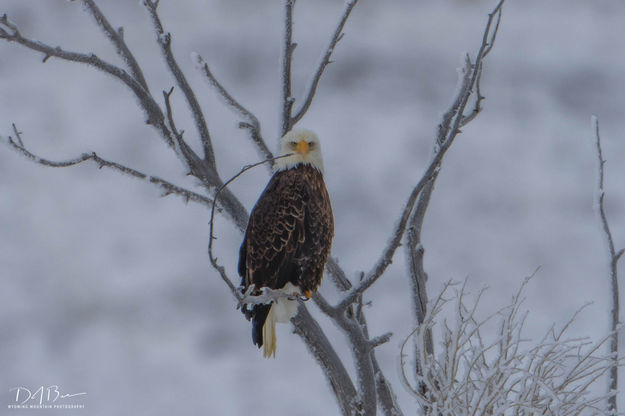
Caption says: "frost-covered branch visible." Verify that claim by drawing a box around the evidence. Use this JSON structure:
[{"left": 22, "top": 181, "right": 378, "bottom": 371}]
[
  {"left": 337, "top": 0, "right": 505, "bottom": 312},
  {"left": 280, "top": 0, "right": 296, "bottom": 136},
  {"left": 2, "top": 125, "right": 211, "bottom": 206},
  {"left": 290, "top": 0, "right": 359, "bottom": 128},
  {"left": 291, "top": 304, "right": 360, "bottom": 416},
  {"left": 281, "top": 0, "right": 359, "bottom": 134},
  {"left": 592, "top": 116, "right": 623, "bottom": 415},
  {"left": 143, "top": 0, "right": 216, "bottom": 167},
  {"left": 192, "top": 52, "right": 274, "bottom": 167},
  {"left": 402, "top": 4, "right": 503, "bottom": 390},
  {"left": 0, "top": 13, "right": 174, "bottom": 148},
  {"left": 0, "top": 6, "right": 239, "bottom": 222},
  {"left": 402, "top": 277, "right": 620, "bottom": 415},
  {"left": 80, "top": 0, "right": 150, "bottom": 92}
]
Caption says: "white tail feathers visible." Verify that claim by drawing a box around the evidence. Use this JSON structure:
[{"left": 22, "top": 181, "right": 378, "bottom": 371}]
[
  {"left": 262, "top": 305, "right": 278, "bottom": 358},
  {"left": 261, "top": 288, "right": 299, "bottom": 358}
]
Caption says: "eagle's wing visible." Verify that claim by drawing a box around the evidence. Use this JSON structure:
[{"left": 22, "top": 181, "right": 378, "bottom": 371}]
[
  {"left": 299, "top": 173, "right": 333, "bottom": 294},
  {"left": 238, "top": 172, "right": 306, "bottom": 292}
]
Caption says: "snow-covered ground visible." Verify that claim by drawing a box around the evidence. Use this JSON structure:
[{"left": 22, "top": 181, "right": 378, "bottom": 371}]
[{"left": 1, "top": 0, "right": 624, "bottom": 414}]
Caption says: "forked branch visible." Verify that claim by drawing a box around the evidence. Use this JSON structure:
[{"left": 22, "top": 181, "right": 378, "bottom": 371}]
[
  {"left": 290, "top": 0, "right": 359, "bottom": 127},
  {"left": 143, "top": 0, "right": 216, "bottom": 167},
  {"left": 281, "top": 0, "right": 359, "bottom": 135}
]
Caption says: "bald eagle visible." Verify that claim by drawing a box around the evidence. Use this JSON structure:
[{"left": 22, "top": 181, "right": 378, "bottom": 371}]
[{"left": 238, "top": 129, "right": 334, "bottom": 358}]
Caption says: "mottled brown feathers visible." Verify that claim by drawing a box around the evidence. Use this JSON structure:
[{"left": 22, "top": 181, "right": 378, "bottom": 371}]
[{"left": 238, "top": 164, "right": 334, "bottom": 348}]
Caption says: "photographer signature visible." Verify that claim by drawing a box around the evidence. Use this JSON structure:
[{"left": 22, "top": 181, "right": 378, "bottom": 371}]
[{"left": 9, "top": 386, "right": 87, "bottom": 405}]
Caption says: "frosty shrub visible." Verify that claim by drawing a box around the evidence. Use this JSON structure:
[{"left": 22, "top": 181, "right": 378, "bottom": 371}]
[{"left": 402, "top": 277, "right": 618, "bottom": 415}]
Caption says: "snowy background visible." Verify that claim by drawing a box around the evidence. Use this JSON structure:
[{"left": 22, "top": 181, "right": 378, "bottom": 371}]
[{"left": 1, "top": 0, "right": 624, "bottom": 414}]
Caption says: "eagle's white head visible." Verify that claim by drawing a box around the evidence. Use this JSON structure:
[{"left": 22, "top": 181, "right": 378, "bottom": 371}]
[{"left": 275, "top": 129, "right": 324, "bottom": 173}]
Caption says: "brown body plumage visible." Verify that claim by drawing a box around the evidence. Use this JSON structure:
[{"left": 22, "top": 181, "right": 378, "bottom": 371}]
[{"left": 238, "top": 130, "right": 333, "bottom": 357}]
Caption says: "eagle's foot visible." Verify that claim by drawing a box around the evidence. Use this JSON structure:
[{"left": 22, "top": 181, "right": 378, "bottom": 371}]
[
  {"left": 286, "top": 289, "right": 312, "bottom": 301},
  {"left": 299, "top": 290, "right": 313, "bottom": 301}
]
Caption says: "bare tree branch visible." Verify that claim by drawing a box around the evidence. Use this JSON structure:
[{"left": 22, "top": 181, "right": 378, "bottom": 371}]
[
  {"left": 291, "top": 304, "right": 360, "bottom": 416},
  {"left": 192, "top": 52, "right": 274, "bottom": 167},
  {"left": 143, "top": 0, "right": 216, "bottom": 167},
  {"left": 290, "top": 0, "right": 359, "bottom": 127},
  {"left": 401, "top": 6, "right": 504, "bottom": 387},
  {"left": 313, "top": 277, "right": 404, "bottom": 416},
  {"left": 336, "top": 0, "right": 506, "bottom": 314},
  {"left": 342, "top": 318, "right": 377, "bottom": 415},
  {"left": 163, "top": 86, "right": 185, "bottom": 144},
  {"left": 280, "top": 0, "right": 296, "bottom": 136},
  {"left": 326, "top": 256, "right": 353, "bottom": 291},
  {"left": 0, "top": 13, "right": 174, "bottom": 147},
  {"left": 0, "top": 2, "right": 244, "bottom": 224},
  {"left": 373, "top": 357, "right": 404, "bottom": 416},
  {"left": 81, "top": 0, "right": 150, "bottom": 92},
  {"left": 592, "top": 116, "right": 622, "bottom": 416},
  {"left": 3, "top": 125, "right": 212, "bottom": 206}
]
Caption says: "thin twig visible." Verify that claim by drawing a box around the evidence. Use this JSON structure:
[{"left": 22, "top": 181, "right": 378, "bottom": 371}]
[
  {"left": 207, "top": 154, "right": 292, "bottom": 297},
  {"left": 592, "top": 116, "right": 622, "bottom": 415},
  {"left": 370, "top": 332, "right": 393, "bottom": 349},
  {"left": 163, "top": 86, "right": 185, "bottom": 144}
]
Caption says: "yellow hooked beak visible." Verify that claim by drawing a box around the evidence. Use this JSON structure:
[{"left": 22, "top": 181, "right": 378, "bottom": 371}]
[{"left": 296, "top": 140, "right": 309, "bottom": 158}]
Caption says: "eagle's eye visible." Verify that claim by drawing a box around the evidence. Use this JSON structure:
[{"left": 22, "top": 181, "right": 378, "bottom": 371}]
[
  {"left": 288, "top": 141, "right": 298, "bottom": 150},
  {"left": 308, "top": 141, "right": 316, "bottom": 149}
]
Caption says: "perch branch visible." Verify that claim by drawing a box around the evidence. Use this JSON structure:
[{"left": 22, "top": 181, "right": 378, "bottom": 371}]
[{"left": 291, "top": 304, "right": 360, "bottom": 416}]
